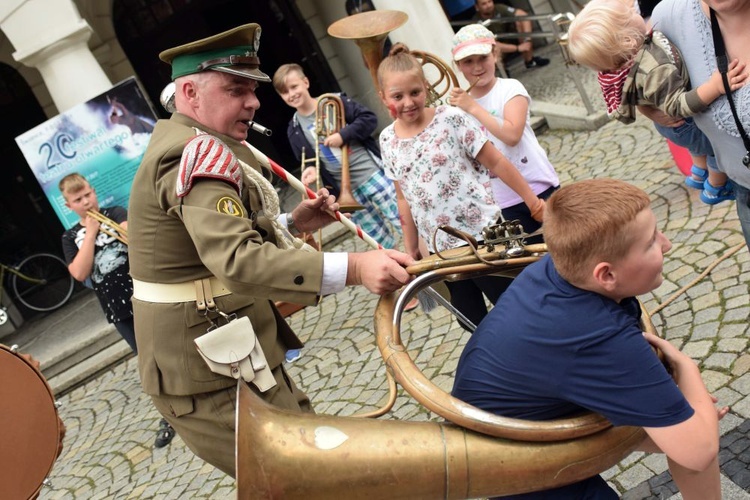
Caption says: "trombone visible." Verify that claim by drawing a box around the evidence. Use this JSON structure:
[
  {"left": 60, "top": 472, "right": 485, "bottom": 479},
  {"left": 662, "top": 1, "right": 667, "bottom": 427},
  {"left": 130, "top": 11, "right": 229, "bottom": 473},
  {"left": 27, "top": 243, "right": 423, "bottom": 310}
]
[{"left": 314, "top": 93, "right": 364, "bottom": 213}]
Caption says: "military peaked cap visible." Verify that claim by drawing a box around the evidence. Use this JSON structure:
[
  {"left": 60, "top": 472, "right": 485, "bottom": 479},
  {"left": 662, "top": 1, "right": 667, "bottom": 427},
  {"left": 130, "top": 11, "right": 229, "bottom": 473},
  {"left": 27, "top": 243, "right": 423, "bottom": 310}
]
[{"left": 159, "top": 23, "right": 271, "bottom": 82}]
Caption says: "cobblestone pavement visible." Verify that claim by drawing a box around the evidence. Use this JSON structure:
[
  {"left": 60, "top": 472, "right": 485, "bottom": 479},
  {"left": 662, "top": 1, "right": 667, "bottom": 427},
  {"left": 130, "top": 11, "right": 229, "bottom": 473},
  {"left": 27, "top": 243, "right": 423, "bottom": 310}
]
[{"left": 39, "top": 53, "right": 750, "bottom": 499}]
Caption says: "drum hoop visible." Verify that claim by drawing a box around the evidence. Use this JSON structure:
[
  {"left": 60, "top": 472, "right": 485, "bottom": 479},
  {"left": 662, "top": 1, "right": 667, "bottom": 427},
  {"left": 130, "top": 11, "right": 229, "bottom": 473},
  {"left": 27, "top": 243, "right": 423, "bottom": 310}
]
[{"left": 0, "top": 344, "right": 61, "bottom": 499}]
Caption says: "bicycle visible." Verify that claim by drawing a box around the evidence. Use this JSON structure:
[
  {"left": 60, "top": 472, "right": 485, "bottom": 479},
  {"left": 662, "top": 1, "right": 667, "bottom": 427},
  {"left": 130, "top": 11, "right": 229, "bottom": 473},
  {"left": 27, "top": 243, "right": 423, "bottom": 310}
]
[{"left": 0, "top": 253, "right": 75, "bottom": 325}]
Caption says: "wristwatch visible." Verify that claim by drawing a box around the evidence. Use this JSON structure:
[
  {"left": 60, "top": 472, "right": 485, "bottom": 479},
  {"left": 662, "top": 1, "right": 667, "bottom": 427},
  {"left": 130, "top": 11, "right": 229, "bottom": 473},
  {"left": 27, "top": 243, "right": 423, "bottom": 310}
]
[{"left": 287, "top": 213, "right": 298, "bottom": 234}]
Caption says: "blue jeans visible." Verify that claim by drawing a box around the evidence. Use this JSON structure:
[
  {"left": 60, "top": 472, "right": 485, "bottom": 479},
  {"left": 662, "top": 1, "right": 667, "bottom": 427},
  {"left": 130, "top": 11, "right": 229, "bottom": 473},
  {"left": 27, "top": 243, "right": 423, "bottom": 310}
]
[
  {"left": 655, "top": 118, "right": 719, "bottom": 172},
  {"left": 733, "top": 182, "right": 750, "bottom": 247},
  {"left": 500, "top": 185, "right": 559, "bottom": 245}
]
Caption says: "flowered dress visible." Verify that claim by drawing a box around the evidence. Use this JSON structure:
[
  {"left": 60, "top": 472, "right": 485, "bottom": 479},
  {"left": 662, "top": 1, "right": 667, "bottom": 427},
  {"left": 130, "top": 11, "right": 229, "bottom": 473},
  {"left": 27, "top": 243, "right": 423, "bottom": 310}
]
[{"left": 380, "top": 105, "right": 500, "bottom": 253}]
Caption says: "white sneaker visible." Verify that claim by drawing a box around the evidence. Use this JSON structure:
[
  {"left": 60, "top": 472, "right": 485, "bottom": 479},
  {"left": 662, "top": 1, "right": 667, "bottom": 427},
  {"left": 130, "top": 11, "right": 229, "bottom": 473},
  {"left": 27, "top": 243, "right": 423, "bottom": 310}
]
[{"left": 285, "top": 349, "right": 302, "bottom": 363}]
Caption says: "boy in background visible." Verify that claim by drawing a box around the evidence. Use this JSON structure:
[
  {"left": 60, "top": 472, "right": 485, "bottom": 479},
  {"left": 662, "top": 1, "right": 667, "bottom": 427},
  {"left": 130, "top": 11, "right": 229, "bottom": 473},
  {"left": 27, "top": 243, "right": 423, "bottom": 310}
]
[
  {"left": 273, "top": 63, "right": 402, "bottom": 251},
  {"left": 59, "top": 173, "right": 175, "bottom": 449},
  {"left": 273, "top": 62, "right": 417, "bottom": 334},
  {"left": 453, "top": 179, "right": 724, "bottom": 499}
]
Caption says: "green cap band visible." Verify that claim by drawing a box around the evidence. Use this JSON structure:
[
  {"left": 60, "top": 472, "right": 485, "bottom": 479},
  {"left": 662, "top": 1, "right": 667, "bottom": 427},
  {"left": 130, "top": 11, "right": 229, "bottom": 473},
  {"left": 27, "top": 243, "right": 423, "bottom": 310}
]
[{"left": 171, "top": 46, "right": 256, "bottom": 79}]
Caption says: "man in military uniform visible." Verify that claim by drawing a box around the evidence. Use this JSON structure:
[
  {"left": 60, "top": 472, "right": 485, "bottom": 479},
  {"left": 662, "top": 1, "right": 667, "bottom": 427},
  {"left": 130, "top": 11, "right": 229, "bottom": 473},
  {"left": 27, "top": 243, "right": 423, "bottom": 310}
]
[{"left": 128, "top": 23, "right": 414, "bottom": 478}]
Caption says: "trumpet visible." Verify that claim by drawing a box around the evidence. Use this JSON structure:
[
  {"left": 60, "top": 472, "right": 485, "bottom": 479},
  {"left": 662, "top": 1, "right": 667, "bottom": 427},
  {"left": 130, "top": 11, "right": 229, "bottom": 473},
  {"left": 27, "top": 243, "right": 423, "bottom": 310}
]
[
  {"left": 86, "top": 210, "right": 128, "bottom": 245},
  {"left": 315, "top": 93, "right": 363, "bottom": 213}
]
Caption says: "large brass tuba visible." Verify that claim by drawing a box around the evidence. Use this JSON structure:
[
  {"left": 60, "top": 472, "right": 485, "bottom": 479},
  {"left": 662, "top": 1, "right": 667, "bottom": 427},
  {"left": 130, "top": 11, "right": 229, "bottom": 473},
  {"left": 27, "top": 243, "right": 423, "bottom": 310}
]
[
  {"left": 327, "top": 10, "right": 408, "bottom": 93},
  {"left": 328, "top": 10, "right": 459, "bottom": 105},
  {"left": 237, "top": 243, "right": 651, "bottom": 499},
  {"left": 315, "top": 93, "right": 363, "bottom": 213}
]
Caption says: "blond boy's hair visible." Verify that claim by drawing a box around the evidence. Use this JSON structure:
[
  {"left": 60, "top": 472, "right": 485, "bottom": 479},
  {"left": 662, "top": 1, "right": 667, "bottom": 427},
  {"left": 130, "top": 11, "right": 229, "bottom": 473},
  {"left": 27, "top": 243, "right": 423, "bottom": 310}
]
[
  {"left": 566, "top": 0, "right": 646, "bottom": 71},
  {"left": 544, "top": 178, "right": 651, "bottom": 285},
  {"left": 272, "top": 63, "right": 305, "bottom": 94},
  {"left": 58, "top": 173, "right": 90, "bottom": 198}
]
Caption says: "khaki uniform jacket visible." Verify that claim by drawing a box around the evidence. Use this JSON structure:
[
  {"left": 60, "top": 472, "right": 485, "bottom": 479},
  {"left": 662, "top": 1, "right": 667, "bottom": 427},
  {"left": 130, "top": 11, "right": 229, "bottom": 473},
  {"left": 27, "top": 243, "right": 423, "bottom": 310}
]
[{"left": 129, "top": 113, "right": 324, "bottom": 397}]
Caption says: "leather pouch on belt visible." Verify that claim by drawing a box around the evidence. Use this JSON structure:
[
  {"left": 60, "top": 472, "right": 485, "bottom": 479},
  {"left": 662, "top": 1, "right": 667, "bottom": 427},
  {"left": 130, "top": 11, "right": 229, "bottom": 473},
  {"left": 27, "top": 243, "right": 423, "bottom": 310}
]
[{"left": 193, "top": 315, "right": 277, "bottom": 392}]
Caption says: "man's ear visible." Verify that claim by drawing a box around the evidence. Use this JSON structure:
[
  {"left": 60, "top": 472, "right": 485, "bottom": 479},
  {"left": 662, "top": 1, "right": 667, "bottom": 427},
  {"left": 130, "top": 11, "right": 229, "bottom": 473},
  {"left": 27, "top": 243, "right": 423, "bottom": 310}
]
[
  {"left": 182, "top": 80, "right": 198, "bottom": 103},
  {"left": 592, "top": 261, "right": 617, "bottom": 293}
]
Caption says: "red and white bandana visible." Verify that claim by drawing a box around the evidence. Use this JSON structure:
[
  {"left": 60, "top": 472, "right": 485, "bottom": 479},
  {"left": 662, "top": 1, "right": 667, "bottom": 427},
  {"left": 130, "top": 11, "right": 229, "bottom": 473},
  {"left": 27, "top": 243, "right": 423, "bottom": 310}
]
[
  {"left": 597, "top": 58, "right": 636, "bottom": 116},
  {"left": 176, "top": 134, "right": 243, "bottom": 197}
]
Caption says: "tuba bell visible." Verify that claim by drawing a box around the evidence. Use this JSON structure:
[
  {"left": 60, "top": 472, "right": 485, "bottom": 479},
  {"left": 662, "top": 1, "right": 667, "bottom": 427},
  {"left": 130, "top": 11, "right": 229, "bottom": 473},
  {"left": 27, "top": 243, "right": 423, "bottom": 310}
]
[
  {"left": 327, "top": 10, "right": 408, "bottom": 93},
  {"left": 237, "top": 380, "right": 644, "bottom": 499},
  {"left": 236, "top": 243, "right": 651, "bottom": 498},
  {"left": 328, "top": 10, "right": 459, "bottom": 105}
]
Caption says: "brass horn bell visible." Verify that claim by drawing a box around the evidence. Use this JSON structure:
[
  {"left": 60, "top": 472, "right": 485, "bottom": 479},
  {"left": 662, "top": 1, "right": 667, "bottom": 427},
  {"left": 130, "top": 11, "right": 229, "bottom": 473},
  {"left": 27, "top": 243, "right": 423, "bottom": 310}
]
[
  {"left": 327, "top": 10, "right": 408, "bottom": 92},
  {"left": 327, "top": 9, "right": 459, "bottom": 105},
  {"left": 236, "top": 381, "right": 644, "bottom": 499}
]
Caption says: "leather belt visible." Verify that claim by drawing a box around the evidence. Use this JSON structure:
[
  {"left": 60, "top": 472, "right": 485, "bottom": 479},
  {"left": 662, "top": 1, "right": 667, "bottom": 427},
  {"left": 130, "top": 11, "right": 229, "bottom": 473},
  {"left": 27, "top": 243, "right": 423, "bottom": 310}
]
[{"left": 132, "top": 277, "right": 232, "bottom": 303}]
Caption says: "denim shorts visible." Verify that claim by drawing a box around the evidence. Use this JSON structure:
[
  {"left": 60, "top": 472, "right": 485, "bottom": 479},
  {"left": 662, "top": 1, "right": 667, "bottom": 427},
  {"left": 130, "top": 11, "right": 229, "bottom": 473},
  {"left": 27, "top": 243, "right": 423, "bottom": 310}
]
[{"left": 654, "top": 118, "right": 718, "bottom": 171}]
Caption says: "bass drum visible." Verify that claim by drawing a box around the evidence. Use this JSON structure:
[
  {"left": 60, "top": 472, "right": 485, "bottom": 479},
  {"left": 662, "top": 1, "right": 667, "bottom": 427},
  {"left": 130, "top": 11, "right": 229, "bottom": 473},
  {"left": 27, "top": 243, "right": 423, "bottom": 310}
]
[{"left": 0, "top": 344, "right": 62, "bottom": 499}]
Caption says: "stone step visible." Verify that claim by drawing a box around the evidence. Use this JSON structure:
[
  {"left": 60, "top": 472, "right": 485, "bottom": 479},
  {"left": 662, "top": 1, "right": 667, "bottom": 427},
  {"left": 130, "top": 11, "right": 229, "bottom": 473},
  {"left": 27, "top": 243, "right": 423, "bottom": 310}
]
[
  {"left": 42, "top": 325, "right": 122, "bottom": 381},
  {"left": 48, "top": 338, "right": 134, "bottom": 396},
  {"left": 530, "top": 114, "right": 548, "bottom": 135}
]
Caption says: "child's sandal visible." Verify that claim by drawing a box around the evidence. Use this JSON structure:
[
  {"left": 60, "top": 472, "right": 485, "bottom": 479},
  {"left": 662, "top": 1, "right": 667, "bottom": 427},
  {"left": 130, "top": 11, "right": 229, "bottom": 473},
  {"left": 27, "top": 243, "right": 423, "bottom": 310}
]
[
  {"left": 700, "top": 179, "right": 735, "bottom": 205},
  {"left": 685, "top": 165, "right": 708, "bottom": 190}
]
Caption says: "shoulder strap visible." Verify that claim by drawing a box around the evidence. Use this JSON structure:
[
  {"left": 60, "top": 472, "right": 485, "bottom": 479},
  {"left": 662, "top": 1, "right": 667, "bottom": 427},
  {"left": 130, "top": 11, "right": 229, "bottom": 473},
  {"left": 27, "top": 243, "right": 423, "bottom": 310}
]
[
  {"left": 709, "top": 8, "right": 750, "bottom": 162},
  {"left": 176, "top": 134, "right": 243, "bottom": 198}
]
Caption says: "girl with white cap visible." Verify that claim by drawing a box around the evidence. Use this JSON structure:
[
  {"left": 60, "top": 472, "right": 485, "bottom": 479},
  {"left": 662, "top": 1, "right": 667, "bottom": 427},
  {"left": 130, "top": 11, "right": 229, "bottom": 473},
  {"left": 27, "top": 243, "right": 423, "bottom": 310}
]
[{"left": 450, "top": 24, "right": 559, "bottom": 243}]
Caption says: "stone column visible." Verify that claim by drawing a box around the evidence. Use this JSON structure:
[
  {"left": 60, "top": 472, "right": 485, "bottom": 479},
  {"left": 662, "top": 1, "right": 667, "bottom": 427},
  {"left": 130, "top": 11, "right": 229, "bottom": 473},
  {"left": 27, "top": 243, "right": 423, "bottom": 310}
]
[{"left": 0, "top": 0, "right": 112, "bottom": 112}]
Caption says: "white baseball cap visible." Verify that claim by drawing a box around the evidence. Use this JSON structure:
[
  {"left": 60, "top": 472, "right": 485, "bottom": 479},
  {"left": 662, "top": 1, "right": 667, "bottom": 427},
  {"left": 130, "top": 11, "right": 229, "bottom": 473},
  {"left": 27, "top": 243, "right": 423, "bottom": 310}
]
[{"left": 452, "top": 24, "right": 496, "bottom": 62}]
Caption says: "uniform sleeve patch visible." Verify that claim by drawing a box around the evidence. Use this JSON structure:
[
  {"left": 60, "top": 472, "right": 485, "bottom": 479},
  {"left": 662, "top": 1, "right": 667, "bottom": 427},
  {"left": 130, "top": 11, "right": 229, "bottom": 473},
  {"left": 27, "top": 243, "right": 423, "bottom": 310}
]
[
  {"left": 216, "top": 196, "right": 245, "bottom": 217},
  {"left": 177, "top": 135, "right": 243, "bottom": 197}
]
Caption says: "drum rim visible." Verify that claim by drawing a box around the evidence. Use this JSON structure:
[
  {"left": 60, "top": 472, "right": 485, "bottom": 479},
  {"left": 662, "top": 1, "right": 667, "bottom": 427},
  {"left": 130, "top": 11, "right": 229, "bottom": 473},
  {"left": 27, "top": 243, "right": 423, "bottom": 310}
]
[{"left": 0, "top": 345, "right": 61, "bottom": 499}]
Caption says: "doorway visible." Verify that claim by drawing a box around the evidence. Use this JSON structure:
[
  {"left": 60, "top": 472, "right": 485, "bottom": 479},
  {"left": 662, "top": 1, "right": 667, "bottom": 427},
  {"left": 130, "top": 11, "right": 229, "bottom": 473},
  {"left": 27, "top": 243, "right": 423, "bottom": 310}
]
[{"left": 0, "top": 64, "right": 64, "bottom": 261}]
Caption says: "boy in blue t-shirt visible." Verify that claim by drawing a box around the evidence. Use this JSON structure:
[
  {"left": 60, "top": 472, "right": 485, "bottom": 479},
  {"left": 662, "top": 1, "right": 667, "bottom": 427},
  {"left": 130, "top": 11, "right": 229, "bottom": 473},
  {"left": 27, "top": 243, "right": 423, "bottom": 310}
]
[{"left": 452, "top": 178, "right": 724, "bottom": 499}]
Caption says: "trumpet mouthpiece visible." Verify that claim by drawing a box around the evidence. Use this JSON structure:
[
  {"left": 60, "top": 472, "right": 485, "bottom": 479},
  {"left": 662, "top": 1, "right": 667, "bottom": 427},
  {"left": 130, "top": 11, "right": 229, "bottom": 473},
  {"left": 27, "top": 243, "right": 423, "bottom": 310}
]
[{"left": 248, "top": 121, "right": 272, "bottom": 136}]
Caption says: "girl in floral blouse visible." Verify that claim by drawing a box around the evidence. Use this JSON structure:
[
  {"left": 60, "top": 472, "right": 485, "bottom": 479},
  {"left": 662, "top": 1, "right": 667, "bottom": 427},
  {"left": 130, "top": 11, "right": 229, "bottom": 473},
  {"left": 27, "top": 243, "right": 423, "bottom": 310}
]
[{"left": 377, "top": 43, "right": 545, "bottom": 330}]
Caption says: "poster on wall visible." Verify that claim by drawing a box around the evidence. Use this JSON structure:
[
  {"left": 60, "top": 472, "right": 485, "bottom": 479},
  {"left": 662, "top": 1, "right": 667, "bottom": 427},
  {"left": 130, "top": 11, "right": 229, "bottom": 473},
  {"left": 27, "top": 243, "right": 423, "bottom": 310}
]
[{"left": 15, "top": 77, "right": 158, "bottom": 230}]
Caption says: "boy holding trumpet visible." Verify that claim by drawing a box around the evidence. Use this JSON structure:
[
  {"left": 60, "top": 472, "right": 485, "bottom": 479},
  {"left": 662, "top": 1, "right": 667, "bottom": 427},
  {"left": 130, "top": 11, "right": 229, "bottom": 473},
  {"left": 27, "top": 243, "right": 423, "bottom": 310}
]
[{"left": 59, "top": 173, "right": 175, "bottom": 448}]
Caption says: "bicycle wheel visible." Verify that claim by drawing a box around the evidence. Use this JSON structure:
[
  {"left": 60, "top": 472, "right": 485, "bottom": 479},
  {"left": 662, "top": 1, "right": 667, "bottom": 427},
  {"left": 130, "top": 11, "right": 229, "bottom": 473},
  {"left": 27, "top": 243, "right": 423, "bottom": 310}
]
[{"left": 11, "top": 253, "right": 74, "bottom": 312}]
